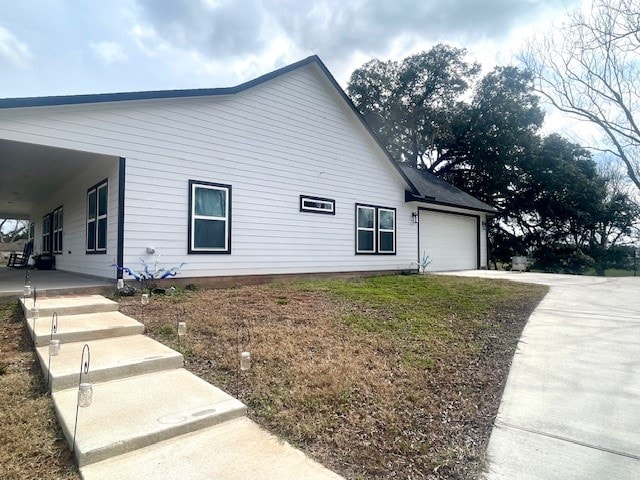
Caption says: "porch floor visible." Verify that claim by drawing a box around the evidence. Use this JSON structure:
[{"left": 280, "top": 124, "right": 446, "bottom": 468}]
[{"left": 0, "top": 267, "right": 113, "bottom": 298}]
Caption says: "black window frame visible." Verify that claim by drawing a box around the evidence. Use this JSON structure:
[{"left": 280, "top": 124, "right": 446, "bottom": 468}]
[
  {"left": 42, "top": 213, "right": 52, "bottom": 255},
  {"left": 86, "top": 179, "right": 108, "bottom": 254},
  {"left": 355, "top": 203, "right": 396, "bottom": 255},
  {"left": 188, "top": 180, "right": 232, "bottom": 254},
  {"left": 299, "top": 195, "right": 336, "bottom": 215},
  {"left": 52, "top": 205, "right": 63, "bottom": 254}
]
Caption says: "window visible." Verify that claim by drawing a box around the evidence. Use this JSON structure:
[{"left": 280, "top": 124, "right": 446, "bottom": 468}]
[
  {"left": 300, "top": 195, "right": 335, "bottom": 215},
  {"left": 189, "top": 180, "right": 231, "bottom": 254},
  {"left": 87, "top": 180, "right": 108, "bottom": 253},
  {"left": 42, "top": 214, "right": 52, "bottom": 254},
  {"left": 52, "top": 206, "right": 63, "bottom": 254},
  {"left": 356, "top": 204, "right": 396, "bottom": 255}
]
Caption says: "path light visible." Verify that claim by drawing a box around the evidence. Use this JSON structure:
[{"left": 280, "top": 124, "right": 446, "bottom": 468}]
[
  {"left": 46, "top": 312, "right": 59, "bottom": 388},
  {"left": 140, "top": 293, "right": 150, "bottom": 326},
  {"left": 177, "top": 321, "right": 186, "bottom": 350},
  {"left": 240, "top": 351, "right": 251, "bottom": 371},
  {"left": 30, "top": 287, "right": 39, "bottom": 346},
  {"left": 177, "top": 321, "right": 186, "bottom": 337},
  {"left": 72, "top": 344, "right": 92, "bottom": 452},
  {"left": 236, "top": 320, "right": 251, "bottom": 396},
  {"left": 116, "top": 279, "right": 124, "bottom": 290}
]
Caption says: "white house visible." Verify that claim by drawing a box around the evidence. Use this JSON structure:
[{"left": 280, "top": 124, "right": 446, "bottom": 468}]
[{"left": 0, "top": 56, "right": 494, "bottom": 282}]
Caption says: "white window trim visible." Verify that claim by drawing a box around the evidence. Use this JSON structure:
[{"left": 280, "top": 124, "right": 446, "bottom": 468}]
[
  {"left": 87, "top": 180, "right": 108, "bottom": 253},
  {"left": 378, "top": 208, "right": 396, "bottom": 254},
  {"left": 356, "top": 205, "right": 376, "bottom": 254},
  {"left": 189, "top": 181, "right": 231, "bottom": 253},
  {"left": 300, "top": 195, "right": 335, "bottom": 214}
]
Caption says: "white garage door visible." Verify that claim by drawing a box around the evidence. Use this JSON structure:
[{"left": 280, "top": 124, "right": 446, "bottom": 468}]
[{"left": 419, "top": 210, "right": 478, "bottom": 271}]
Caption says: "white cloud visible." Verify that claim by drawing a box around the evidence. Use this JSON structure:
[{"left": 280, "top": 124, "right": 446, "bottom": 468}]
[
  {"left": 90, "top": 41, "right": 129, "bottom": 65},
  {"left": 0, "top": 25, "right": 32, "bottom": 68}
]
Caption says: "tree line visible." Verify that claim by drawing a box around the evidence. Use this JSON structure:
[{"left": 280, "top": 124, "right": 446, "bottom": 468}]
[{"left": 347, "top": 8, "right": 640, "bottom": 275}]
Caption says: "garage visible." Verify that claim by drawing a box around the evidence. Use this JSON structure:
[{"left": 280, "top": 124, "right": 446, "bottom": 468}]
[{"left": 419, "top": 210, "right": 479, "bottom": 271}]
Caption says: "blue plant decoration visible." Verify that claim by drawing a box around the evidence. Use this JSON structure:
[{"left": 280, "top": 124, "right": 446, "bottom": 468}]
[{"left": 111, "top": 256, "right": 186, "bottom": 293}]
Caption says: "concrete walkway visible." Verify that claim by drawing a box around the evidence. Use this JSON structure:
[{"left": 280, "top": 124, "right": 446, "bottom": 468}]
[
  {"left": 445, "top": 271, "right": 640, "bottom": 479},
  {"left": 21, "top": 294, "right": 343, "bottom": 479}
]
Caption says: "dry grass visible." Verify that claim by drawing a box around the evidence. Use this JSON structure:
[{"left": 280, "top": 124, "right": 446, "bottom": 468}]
[
  {"left": 0, "top": 300, "right": 79, "bottom": 480},
  {"left": 120, "top": 274, "right": 547, "bottom": 480}
]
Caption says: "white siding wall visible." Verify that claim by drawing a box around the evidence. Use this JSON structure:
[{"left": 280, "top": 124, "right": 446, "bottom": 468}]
[
  {"left": 31, "top": 159, "right": 120, "bottom": 278},
  {"left": 1, "top": 64, "right": 419, "bottom": 278}
]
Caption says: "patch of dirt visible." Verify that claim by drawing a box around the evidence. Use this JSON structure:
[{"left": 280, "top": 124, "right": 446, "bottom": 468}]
[
  {"left": 120, "top": 279, "right": 546, "bottom": 480},
  {"left": 0, "top": 300, "right": 79, "bottom": 480}
]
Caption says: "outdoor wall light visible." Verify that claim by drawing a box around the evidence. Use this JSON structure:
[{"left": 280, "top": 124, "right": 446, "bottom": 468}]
[
  {"left": 240, "top": 351, "right": 251, "bottom": 371},
  {"left": 412, "top": 212, "right": 419, "bottom": 224}
]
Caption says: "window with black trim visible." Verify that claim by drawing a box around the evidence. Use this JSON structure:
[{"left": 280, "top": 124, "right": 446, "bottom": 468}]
[
  {"left": 356, "top": 204, "right": 396, "bottom": 254},
  {"left": 189, "top": 180, "right": 231, "bottom": 254},
  {"left": 52, "top": 206, "right": 63, "bottom": 254},
  {"left": 42, "top": 214, "right": 52, "bottom": 254},
  {"left": 87, "top": 180, "right": 108, "bottom": 253},
  {"left": 300, "top": 195, "right": 335, "bottom": 214}
]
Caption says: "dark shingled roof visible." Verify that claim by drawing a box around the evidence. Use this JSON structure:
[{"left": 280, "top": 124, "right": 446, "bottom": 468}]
[{"left": 399, "top": 165, "right": 496, "bottom": 214}]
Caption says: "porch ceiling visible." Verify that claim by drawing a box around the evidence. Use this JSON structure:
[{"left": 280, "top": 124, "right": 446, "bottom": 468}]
[{"left": 0, "top": 139, "right": 115, "bottom": 219}]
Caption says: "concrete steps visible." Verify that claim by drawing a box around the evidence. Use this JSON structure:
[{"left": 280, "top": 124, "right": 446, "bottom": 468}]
[
  {"left": 81, "top": 417, "right": 344, "bottom": 480},
  {"left": 35, "top": 335, "right": 183, "bottom": 391},
  {"left": 54, "top": 368, "right": 246, "bottom": 467},
  {"left": 21, "top": 294, "right": 118, "bottom": 318},
  {"left": 28, "top": 311, "right": 144, "bottom": 347},
  {"left": 23, "top": 293, "right": 342, "bottom": 479}
]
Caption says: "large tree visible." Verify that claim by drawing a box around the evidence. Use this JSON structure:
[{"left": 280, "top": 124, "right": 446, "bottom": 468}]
[
  {"left": 347, "top": 44, "right": 480, "bottom": 169},
  {"left": 521, "top": 0, "right": 640, "bottom": 192},
  {"left": 437, "top": 66, "right": 545, "bottom": 212}
]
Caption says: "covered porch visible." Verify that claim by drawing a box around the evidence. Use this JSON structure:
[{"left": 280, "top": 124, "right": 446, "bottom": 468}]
[
  {"left": 0, "top": 138, "right": 124, "bottom": 280},
  {"left": 0, "top": 267, "right": 113, "bottom": 299}
]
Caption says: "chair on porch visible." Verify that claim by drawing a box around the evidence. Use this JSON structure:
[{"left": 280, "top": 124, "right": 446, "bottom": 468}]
[{"left": 7, "top": 240, "right": 33, "bottom": 268}]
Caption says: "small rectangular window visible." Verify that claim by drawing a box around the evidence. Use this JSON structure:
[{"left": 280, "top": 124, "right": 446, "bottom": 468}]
[
  {"left": 87, "top": 179, "right": 108, "bottom": 253},
  {"left": 300, "top": 195, "right": 335, "bottom": 215},
  {"left": 356, "top": 204, "right": 396, "bottom": 255},
  {"left": 189, "top": 180, "right": 231, "bottom": 254}
]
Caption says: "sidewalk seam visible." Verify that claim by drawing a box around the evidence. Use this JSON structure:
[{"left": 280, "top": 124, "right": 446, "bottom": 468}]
[{"left": 494, "top": 420, "right": 640, "bottom": 461}]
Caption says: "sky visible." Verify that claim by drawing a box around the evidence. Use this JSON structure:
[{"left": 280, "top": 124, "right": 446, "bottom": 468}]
[{"left": 1, "top": 0, "right": 582, "bottom": 131}]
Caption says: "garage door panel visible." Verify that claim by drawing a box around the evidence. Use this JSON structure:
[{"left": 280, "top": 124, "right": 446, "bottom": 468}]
[{"left": 419, "top": 211, "right": 477, "bottom": 271}]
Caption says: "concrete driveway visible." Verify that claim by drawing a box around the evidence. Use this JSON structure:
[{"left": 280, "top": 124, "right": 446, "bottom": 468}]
[{"left": 446, "top": 271, "right": 640, "bottom": 479}]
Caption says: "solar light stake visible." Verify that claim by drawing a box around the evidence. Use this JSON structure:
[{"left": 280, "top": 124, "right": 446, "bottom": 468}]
[
  {"left": 30, "top": 286, "right": 39, "bottom": 346},
  {"left": 72, "top": 344, "right": 92, "bottom": 452},
  {"left": 140, "top": 293, "right": 149, "bottom": 325},
  {"left": 236, "top": 321, "right": 251, "bottom": 397},
  {"left": 46, "top": 312, "right": 59, "bottom": 388},
  {"left": 177, "top": 321, "right": 186, "bottom": 349}
]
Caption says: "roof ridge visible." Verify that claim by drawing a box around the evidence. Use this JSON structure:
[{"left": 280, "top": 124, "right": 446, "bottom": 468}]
[{"left": 0, "top": 55, "right": 322, "bottom": 109}]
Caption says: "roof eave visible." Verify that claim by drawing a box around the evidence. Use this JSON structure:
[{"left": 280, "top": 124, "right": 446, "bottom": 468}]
[{"left": 405, "top": 191, "right": 498, "bottom": 215}]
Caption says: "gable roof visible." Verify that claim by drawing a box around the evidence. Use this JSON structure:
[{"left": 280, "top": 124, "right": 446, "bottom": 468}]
[
  {"left": 0, "top": 55, "right": 421, "bottom": 198},
  {"left": 400, "top": 165, "right": 496, "bottom": 214}
]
